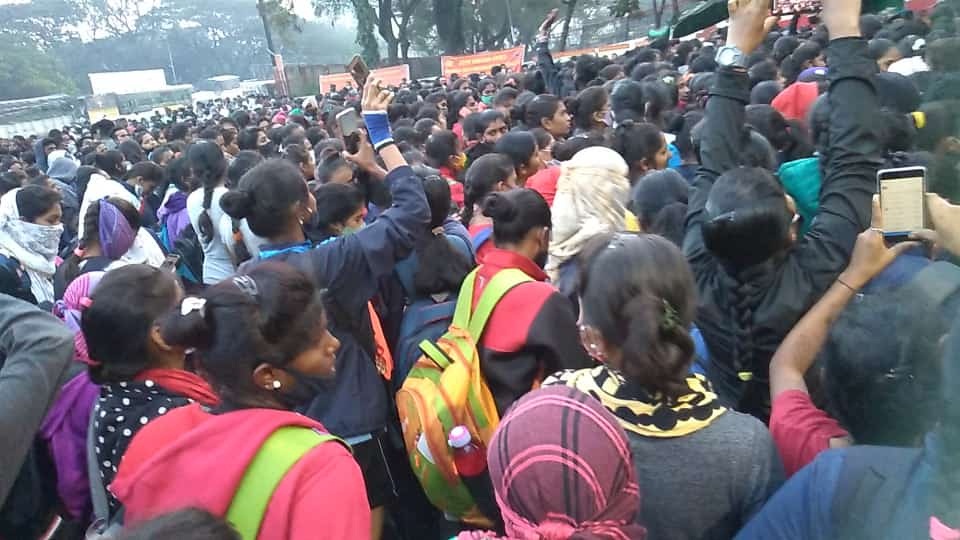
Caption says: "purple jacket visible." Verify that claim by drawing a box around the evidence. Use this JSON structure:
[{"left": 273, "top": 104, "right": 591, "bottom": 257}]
[{"left": 157, "top": 191, "right": 191, "bottom": 249}]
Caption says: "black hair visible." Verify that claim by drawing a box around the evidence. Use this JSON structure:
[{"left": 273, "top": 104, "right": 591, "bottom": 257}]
[
  {"left": 305, "top": 127, "right": 327, "bottom": 148},
  {"left": 416, "top": 105, "right": 442, "bottom": 124},
  {"left": 869, "top": 38, "right": 899, "bottom": 61},
  {"left": 567, "top": 86, "right": 609, "bottom": 133},
  {"left": 187, "top": 142, "right": 227, "bottom": 244},
  {"left": 822, "top": 292, "right": 948, "bottom": 446},
  {"left": 926, "top": 37, "right": 960, "bottom": 72},
  {"left": 493, "top": 87, "right": 519, "bottom": 107},
  {"left": 772, "top": 35, "right": 801, "bottom": 65},
  {"left": 227, "top": 151, "right": 264, "bottom": 187},
  {"left": 529, "top": 128, "right": 553, "bottom": 151},
  {"left": 575, "top": 54, "right": 606, "bottom": 90},
  {"left": 629, "top": 170, "right": 689, "bottom": 246},
  {"left": 748, "top": 60, "right": 779, "bottom": 88},
  {"left": 160, "top": 263, "right": 328, "bottom": 409},
  {"left": 83, "top": 265, "right": 181, "bottom": 384},
  {"left": 118, "top": 140, "right": 146, "bottom": 165},
  {"left": 524, "top": 95, "right": 562, "bottom": 131},
  {"left": 16, "top": 184, "right": 61, "bottom": 222},
  {"left": 94, "top": 150, "right": 125, "bottom": 178},
  {"left": 494, "top": 131, "right": 537, "bottom": 174},
  {"left": 471, "top": 110, "right": 506, "bottom": 140},
  {"left": 425, "top": 130, "right": 458, "bottom": 169},
  {"left": 579, "top": 233, "right": 697, "bottom": 399},
  {"left": 552, "top": 134, "right": 607, "bottom": 162},
  {"left": 170, "top": 123, "right": 190, "bottom": 141},
  {"left": 237, "top": 128, "right": 262, "bottom": 151},
  {"left": 315, "top": 146, "right": 352, "bottom": 184},
  {"left": 221, "top": 159, "right": 308, "bottom": 238},
  {"left": 414, "top": 176, "right": 472, "bottom": 295},
  {"left": 75, "top": 165, "right": 98, "bottom": 202},
  {"left": 313, "top": 182, "right": 364, "bottom": 233},
  {"left": 123, "top": 161, "right": 164, "bottom": 188},
  {"left": 483, "top": 188, "right": 550, "bottom": 246},
  {"left": 463, "top": 153, "right": 515, "bottom": 227},
  {"left": 675, "top": 111, "right": 704, "bottom": 161},
  {"left": 198, "top": 128, "right": 219, "bottom": 141},
  {"left": 612, "top": 120, "right": 665, "bottom": 179},
  {"left": 448, "top": 90, "right": 474, "bottom": 126},
  {"left": 610, "top": 80, "right": 654, "bottom": 124},
  {"left": 414, "top": 118, "right": 440, "bottom": 139},
  {"left": 119, "top": 508, "right": 240, "bottom": 540},
  {"left": 283, "top": 143, "right": 311, "bottom": 169}
]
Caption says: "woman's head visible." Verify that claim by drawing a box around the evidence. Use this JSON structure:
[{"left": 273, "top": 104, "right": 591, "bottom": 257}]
[
  {"left": 530, "top": 128, "right": 555, "bottom": 165},
  {"left": 94, "top": 150, "right": 125, "bottom": 178},
  {"left": 221, "top": 159, "right": 314, "bottom": 240},
  {"left": 187, "top": 141, "right": 228, "bottom": 244},
  {"left": 283, "top": 143, "right": 316, "bottom": 181},
  {"left": 227, "top": 151, "right": 264, "bottom": 187},
  {"left": 313, "top": 182, "right": 365, "bottom": 236},
  {"left": 425, "top": 130, "right": 464, "bottom": 172},
  {"left": 448, "top": 90, "right": 478, "bottom": 124},
  {"left": 414, "top": 176, "right": 472, "bottom": 295},
  {"left": 745, "top": 105, "right": 792, "bottom": 152},
  {"left": 16, "top": 184, "right": 62, "bottom": 225},
  {"left": 629, "top": 170, "right": 689, "bottom": 246},
  {"left": 315, "top": 145, "right": 354, "bottom": 185},
  {"left": 119, "top": 140, "right": 146, "bottom": 165},
  {"left": 483, "top": 189, "right": 551, "bottom": 265},
  {"left": 494, "top": 131, "right": 542, "bottom": 184},
  {"left": 487, "top": 386, "right": 646, "bottom": 540},
  {"left": 612, "top": 120, "right": 669, "bottom": 181},
  {"left": 702, "top": 167, "right": 793, "bottom": 269},
  {"left": 160, "top": 263, "right": 339, "bottom": 410},
  {"left": 567, "top": 86, "right": 610, "bottom": 133},
  {"left": 82, "top": 264, "right": 183, "bottom": 385},
  {"left": 579, "top": 233, "right": 696, "bottom": 398},
  {"left": 524, "top": 94, "right": 570, "bottom": 139},
  {"left": 123, "top": 161, "right": 165, "bottom": 194},
  {"left": 463, "top": 153, "right": 517, "bottom": 226},
  {"left": 237, "top": 127, "right": 269, "bottom": 153}
]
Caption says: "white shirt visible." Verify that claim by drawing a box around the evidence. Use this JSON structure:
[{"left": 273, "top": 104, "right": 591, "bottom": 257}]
[
  {"left": 186, "top": 186, "right": 235, "bottom": 284},
  {"left": 78, "top": 174, "right": 165, "bottom": 268}
]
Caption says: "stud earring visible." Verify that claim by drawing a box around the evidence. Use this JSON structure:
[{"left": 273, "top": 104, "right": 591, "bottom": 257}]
[{"left": 272, "top": 380, "right": 282, "bottom": 390}]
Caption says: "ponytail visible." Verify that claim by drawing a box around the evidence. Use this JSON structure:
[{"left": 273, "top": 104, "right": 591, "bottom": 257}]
[{"left": 187, "top": 142, "right": 228, "bottom": 244}]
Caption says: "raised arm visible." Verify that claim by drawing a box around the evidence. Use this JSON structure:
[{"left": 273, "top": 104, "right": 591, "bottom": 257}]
[
  {"left": 685, "top": 0, "right": 776, "bottom": 264},
  {"left": 794, "top": 0, "right": 882, "bottom": 291},
  {"left": 0, "top": 295, "right": 74, "bottom": 502},
  {"left": 535, "top": 9, "right": 564, "bottom": 96}
]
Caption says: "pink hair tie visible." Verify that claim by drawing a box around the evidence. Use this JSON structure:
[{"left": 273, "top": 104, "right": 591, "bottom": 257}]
[
  {"left": 73, "top": 247, "right": 85, "bottom": 257},
  {"left": 931, "top": 517, "right": 960, "bottom": 540},
  {"left": 79, "top": 297, "right": 93, "bottom": 308}
]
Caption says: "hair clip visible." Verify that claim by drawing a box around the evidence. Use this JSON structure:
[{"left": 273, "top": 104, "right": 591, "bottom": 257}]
[
  {"left": 661, "top": 299, "right": 681, "bottom": 332},
  {"left": 233, "top": 275, "right": 260, "bottom": 300},
  {"left": 181, "top": 297, "right": 207, "bottom": 317}
]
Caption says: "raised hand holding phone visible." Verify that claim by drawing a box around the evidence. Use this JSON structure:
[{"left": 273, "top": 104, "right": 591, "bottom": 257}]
[
  {"left": 726, "top": 0, "right": 779, "bottom": 56},
  {"left": 360, "top": 77, "right": 406, "bottom": 170},
  {"left": 539, "top": 8, "right": 559, "bottom": 35}
]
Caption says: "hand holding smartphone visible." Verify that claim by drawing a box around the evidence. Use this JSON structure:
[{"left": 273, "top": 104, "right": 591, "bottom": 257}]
[
  {"left": 347, "top": 55, "right": 371, "bottom": 89},
  {"left": 877, "top": 166, "right": 927, "bottom": 242},
  {"left": 336, "top": 108, "right": 362, "bottom": 154}
]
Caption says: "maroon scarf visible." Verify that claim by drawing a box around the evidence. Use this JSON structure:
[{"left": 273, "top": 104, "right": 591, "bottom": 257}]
[{"left": 135, "top": 368, "right": 219, "bottom": 407}]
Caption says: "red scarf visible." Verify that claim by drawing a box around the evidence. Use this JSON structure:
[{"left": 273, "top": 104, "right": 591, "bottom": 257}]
[{"left": 135, "top": 369, "right": 219, "bottom": 407}]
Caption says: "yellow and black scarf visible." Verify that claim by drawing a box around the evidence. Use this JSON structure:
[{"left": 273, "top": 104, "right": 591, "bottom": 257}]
[{"left": 543, "top": 366, "right": 726, "bottom": 438}]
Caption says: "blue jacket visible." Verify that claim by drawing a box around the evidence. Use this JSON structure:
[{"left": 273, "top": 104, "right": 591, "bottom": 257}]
[{"left": 241, "top": 165, "right": 430, "bottom": 437}]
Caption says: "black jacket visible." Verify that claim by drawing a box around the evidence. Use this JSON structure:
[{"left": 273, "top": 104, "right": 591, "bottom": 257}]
[{"left": 684, "top": 39, "right": 882, "bottom": 416}]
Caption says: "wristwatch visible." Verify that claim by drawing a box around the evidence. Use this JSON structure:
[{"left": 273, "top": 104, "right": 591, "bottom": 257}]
[{"left": 716, "top": 45, "right": 747, "bottom": 69}]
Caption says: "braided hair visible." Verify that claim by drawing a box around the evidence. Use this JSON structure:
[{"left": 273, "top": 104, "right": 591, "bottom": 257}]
[{"left": 187, "top": 142, "right": 228, "bottom": 244}]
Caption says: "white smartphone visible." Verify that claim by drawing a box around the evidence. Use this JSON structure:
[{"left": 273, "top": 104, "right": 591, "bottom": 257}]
[{"left": 878, "top": 166, "right": 926, "bottom": 241}]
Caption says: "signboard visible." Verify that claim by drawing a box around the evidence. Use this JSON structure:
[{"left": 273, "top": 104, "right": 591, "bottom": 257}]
[
  {"left": 319, "top": 64, "right": 411, "bottom": 92},
  {"left": 441, "top": 47, "right": 524, "bottom": 78},
  {"left": 89, "top": 70, "right": 168, "bottom": 95}
]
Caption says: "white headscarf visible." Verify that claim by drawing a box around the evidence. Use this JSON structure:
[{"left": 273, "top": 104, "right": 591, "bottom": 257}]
[
  {"left": 546, "top": 147, "right": 631, "bottom": 282},
  {"left": 0, "top": 188, "right": 63, "bottom": 304}
]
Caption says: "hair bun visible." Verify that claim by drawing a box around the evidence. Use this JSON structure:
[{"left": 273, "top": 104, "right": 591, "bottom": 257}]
[
  {"left": 482, "top": 192, "right": 518, "bottom": 222},
  {"left": 220, "top": 189, "right": 254, "bottom": 220}
]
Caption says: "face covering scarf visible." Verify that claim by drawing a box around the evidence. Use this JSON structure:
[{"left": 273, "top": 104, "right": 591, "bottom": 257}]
[
  {"left": 0, "top": 188, "right": 62, "bottom": 303},
  {"left": 544, "top": 365, "right": 726, "bottom": 438}
]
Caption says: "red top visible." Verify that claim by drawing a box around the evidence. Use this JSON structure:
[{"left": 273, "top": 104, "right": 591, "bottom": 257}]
[
  {"left": 526, "top": 166, "right": 562, "bottom": 207},
  {"left": 439, "top": 166, "right": 465, "bottom": 208},
  {"left": 112, "top": 404, "right": 370, "bottom": 540},
  {"left": 769, "top": 390, "right": 850, "bottom": 477}
]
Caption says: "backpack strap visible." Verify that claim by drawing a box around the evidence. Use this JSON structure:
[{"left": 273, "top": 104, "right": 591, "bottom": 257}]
[
  {"left": 832, "top": 446, "right": 921, "bottom": 540},
  {"left": 87, "top": 406, "right": 110, "bottom": 527},
  {"left": 471, "top": 227, "right": 493, "bottom": 252},
  {"left": 453, "top": 268, "right": 532, "bottom": 339},
  {"left": 226, "top": 427, "right": 346, "bottom": 540}
]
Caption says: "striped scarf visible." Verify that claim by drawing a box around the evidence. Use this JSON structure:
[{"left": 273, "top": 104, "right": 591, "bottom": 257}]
[{"left": 544, "top": 366, "right": 726, "bottom": 438}]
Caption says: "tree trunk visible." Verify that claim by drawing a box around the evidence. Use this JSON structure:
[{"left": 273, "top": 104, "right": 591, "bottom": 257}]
[
  {"left": 671, "top": 0, "right": 681, "bottom": 23},
  {"left": 433, "top": 0, "right": 464, "bottom": 54},
  {"left": 652, "top": 0, "right": 666, "bottom": 28},
  {"left": 377, "top": 0, "right": 399, "bottom": 64},
  {"left": 256, "top": 0, "right": 276, "bottom": 64},
  {"left": 559, "top": 0, "right": 577, "bottom": 51}
]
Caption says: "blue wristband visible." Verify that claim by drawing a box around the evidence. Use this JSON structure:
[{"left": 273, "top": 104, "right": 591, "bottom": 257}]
[{"left": 362, "top": 111, "right": 394, "bottom": 151}]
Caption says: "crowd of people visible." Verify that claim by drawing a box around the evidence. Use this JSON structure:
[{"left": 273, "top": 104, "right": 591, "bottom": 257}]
[{"left": 2, "top": 0, "right": 960, "bottom": 538}]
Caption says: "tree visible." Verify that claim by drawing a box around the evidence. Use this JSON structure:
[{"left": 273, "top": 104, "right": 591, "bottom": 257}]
[
  {"left": 0, "top": 0, "right": 82, "bottom": 48},
  {"left": 432, "top": 0, "right": 465, "bottom": 54},
  {"left": 313, "top": 0, "right": 425, "bottom": 65},
  {"left": 0, "top": 42, "right": 77, "bottom": 100}
]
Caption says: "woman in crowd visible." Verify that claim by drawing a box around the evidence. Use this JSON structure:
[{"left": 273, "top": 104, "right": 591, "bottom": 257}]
[
  {"left": 493, "top": 131, "right": 543, "bottom": 187},
  {"left": 315, "top": 146, "right": 355, "bottom": 185},
  {"left": 523, "top": 94, "right": 571, "bottom": 140},
  {"left": 472, "top": 189, "right": 592, "bottom": 414},
  {"left": 629, "top": 169, "right": 689, "bottom": 247},
  {"left": 220, "top": 77, "right": 429, "bottom": 540},
  {"left": 684, "top": 0, "right": 881, "bottom": 417},
  {"left": 546, "top": 146, "right": 632, "bottom": 308},
  {"left": 425, "top": 130, "right": 466, "bottom": 208},
  {"left": 312, "top": 183, "right": 366, "bottom": 242},
  {"left": 0, "top": 185, "right": 62, "bottom": 305},
  {"left": 55, "top": 197, "right": 139, "bottom": 299},
  {"left": 547, "top": 233, "right": 783, "bottom": 540},
  {"left": 612, "top": 120, "right": 672, "bottom": 184},
  {"left": 567, "top": 86, "right": 611, "bottom": 138},
  {"left": 462, "top": 153, "right": 517, "bottom": 262},
  {"left": 458, "top": 386, "right": 647, "bottom": 540},
  {"left": 82, "top": 264, "right": 219, "bottom": 515},
  {"left": 186, "top": 141, "right": 233, "bottom": 285},
  {"left": 157, "top": 156, "right": 192, "bottom": 250},
  {"left": 110, "top": 263, "right": 369, "bottom": 540}
]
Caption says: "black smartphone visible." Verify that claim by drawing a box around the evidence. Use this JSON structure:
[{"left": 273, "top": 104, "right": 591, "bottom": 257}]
[
  {"left": 347, "top": 55, "right": 371, "bottom": 89},
  {"left": 772, "top": 0, "right": 821, "bottom": 15},
  {"left": 336, "top": 108, "right": 361, "bottom": 154},
  {"left": 878, "top": 166, "right": 927, "bottom": 242}
]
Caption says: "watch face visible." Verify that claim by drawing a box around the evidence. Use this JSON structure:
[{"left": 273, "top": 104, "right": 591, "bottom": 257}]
[{"left": 718, "top": 47, "right": 743, "bottom": 66}]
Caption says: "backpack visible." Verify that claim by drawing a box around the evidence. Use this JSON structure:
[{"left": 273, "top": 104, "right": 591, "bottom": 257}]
[
  {"left": 163, "top": 224, "right": 203, "bottom": 288},
  {"left": 86, "top": 422, "right": 344, "bottom": 540},
  {"left": 392, "top": 294, "right": 457, "bottom": 392},
  {"left": 396, "top": 268, "right": 532, "bottom": 526}
]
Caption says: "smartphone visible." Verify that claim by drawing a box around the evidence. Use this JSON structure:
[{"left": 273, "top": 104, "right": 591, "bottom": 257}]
[
  {"left": 347, "top": 55, "right": 370, "bottom": 89},
  {"left": 336, "top": 108, "right": 361, "bottom": 154},
  {"left": 160, "top": 253, "right": 181, "bottom": 273},
  {"left": 772, "top": 0, "right": 822, "bottom": 15},
  {"left": 878, "top": 166, "right": 926, "bottom": 241}
]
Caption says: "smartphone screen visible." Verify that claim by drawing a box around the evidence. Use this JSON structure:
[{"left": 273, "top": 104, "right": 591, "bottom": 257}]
[
  {"left": 347, "top": 55, "right": 370, "bottom": 89},
  {"left": 336, "top": 109, "right": 361, "bottom": 153},
  {"left": 878, "top": 167, "right": 926, "bottom": 238},
  {"left": 772, "top": 0, "right": 822, "bottom": 15}
]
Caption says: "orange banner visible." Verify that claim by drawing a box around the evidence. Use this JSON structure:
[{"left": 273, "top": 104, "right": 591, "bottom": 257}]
[
  {"left": 319, "top": 64, "right": 411, "bottom": 92},
  {"left": 441, "top": 47, "right": 525, "bottom": 78}
]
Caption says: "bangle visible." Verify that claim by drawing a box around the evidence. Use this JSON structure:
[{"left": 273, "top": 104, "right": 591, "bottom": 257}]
[{"left": 836, "top": 277, "right": 858, "bottom": 293}]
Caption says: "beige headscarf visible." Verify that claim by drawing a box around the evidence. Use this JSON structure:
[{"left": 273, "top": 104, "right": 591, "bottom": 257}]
[{"left": 546, "top": 146, "right": 631, "bottom": 282}]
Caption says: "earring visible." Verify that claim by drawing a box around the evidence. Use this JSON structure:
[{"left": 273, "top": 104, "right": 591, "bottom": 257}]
[{"left": 272, "top": 380, "right": 282, "bottom": 390}]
